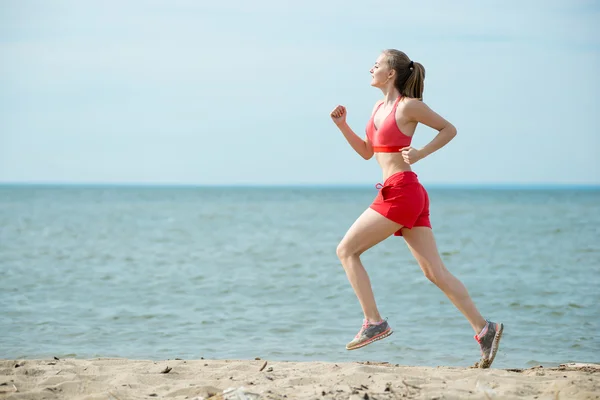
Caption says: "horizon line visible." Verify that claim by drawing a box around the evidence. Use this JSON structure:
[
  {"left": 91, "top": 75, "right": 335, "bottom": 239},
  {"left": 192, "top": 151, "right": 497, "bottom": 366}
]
[{"left": 1, "top": 182, "right": 599, "bottom": 190}]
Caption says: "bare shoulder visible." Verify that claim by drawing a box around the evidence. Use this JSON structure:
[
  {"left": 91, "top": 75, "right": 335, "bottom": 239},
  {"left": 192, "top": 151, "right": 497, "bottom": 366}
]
[
  {"left": 403, "top": 97, "right": 430, "bottom": 113},
  {"left": 402, "top": 98, "right": 452, "bottom": 131}
]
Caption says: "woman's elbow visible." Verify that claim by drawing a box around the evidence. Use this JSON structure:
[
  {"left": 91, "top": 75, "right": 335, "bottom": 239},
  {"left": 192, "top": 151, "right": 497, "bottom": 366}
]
[{"left": 447, "top": 124, "right": 457, "bottom": 137}]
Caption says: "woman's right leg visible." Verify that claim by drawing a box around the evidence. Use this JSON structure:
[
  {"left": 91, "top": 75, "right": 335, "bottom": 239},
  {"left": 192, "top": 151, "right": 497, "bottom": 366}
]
[
  {"left": 336, "top": 208, "right": 402, "bottom": 322},
  {"left": 337, "top": 207, "right": 402, "bottom": 350}
]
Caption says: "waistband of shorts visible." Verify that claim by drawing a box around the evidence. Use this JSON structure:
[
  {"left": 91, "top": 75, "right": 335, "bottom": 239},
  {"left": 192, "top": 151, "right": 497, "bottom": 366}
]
[{"left": 381, "top": 171, "right": 419, "bottom": 186}]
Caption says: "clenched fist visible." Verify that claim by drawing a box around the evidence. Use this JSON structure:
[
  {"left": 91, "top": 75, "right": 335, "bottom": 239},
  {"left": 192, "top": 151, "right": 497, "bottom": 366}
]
[
  {"left": 330, "top": 105, "right": 347, "bottom": 126},
  {"left": 401, "top": 146, "right": 423, "bottom": 165}
]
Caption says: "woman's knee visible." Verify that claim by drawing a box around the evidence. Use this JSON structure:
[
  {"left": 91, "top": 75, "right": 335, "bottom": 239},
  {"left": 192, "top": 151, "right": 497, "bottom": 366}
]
[
  {"left": 419, "top": 259, "right": 447, "bottom": 285},
  {"left": 336, "top": 240, "right": 362, "bottom": 261}
]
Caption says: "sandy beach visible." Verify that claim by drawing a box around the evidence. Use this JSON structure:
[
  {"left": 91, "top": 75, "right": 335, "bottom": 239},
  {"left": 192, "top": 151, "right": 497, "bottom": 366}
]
[{"left": 0, "top": 358, "right": 598, "bottom": 400}]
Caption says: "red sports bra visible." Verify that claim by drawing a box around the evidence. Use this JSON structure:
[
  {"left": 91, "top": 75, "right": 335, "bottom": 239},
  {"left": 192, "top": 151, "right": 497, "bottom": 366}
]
[{"left": 365, "top": 96, "right": 412, "bottom": 153}]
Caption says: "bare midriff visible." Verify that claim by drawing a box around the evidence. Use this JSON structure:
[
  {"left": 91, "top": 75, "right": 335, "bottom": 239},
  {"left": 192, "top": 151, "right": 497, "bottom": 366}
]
[{"left": 375, "top": 152, "right": 412, "bottom": 182}]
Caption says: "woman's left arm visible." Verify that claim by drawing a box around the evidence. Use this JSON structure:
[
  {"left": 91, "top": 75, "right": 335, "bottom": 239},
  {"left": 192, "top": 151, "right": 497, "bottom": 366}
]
[{"left": 401, "top": 99, "right": 457, "bottom": 165}]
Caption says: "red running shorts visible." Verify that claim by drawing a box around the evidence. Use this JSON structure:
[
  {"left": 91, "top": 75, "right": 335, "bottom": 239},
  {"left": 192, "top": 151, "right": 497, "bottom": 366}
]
[{"left": 369, "top": 171, "right": 432, "bottom": 236}]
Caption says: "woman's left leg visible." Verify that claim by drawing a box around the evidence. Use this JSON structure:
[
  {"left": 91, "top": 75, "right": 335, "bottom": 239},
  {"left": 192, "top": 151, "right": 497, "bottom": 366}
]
[
  {"left": 401, "top": 226, "right": 486, "bottom": 333},
  {"left": 401, "top": 226, "right": 504, "bottom": 368}
]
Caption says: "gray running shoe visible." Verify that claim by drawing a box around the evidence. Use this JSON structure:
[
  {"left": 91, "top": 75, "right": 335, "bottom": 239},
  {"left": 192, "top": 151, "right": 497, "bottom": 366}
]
[
  {"left": 475, "top": 320, "right": 504, "bottom": 368},
  {"left": 346, "top": 319, "right": 393, "bottom": 350}
]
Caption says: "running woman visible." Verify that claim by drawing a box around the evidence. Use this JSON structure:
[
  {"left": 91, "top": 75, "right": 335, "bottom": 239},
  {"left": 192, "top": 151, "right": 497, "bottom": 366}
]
[{"left": 330, "top": 49, "right": 503, "bottom": 368}]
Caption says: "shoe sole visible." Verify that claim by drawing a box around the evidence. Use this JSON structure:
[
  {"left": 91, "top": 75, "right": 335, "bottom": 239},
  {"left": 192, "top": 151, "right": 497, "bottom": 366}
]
[
  {"left": 479, "top": 323, "right": 504, "bottom": 369},
  {"left": 346, "top": 328, "right": 393, "bottom": 351}
]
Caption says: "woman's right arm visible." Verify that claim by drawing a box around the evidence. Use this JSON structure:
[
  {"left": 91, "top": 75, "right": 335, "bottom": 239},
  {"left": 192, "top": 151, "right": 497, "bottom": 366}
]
[{"left": 330, "top": 105, "right": 374, "bottom": 160}]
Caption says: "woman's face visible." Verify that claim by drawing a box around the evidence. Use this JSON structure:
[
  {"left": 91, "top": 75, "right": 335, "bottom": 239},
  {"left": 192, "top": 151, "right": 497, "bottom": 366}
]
[{"left": 369, "top": 53, "right": 393, "bottom": 88}]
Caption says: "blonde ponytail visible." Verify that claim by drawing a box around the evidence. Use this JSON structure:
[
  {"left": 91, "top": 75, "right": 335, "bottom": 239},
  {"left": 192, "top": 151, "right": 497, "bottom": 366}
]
[{"left": 383, "top": 49, "right": 426, "bottom": 100}]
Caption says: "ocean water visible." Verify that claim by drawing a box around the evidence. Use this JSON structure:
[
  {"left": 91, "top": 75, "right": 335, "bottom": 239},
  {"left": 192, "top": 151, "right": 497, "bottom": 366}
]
[{"left": 1, "top": 185, "right": 599, "bottom": 369}]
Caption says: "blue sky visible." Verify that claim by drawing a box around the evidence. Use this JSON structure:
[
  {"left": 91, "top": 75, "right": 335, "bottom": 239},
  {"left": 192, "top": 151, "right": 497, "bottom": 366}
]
[{"left": 1, "top": 0, "right": 598, "bottom": 185}]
